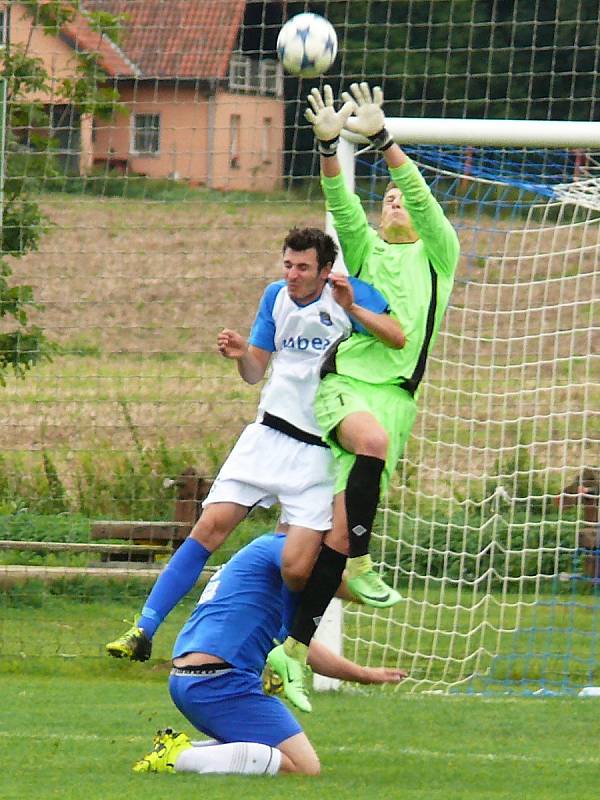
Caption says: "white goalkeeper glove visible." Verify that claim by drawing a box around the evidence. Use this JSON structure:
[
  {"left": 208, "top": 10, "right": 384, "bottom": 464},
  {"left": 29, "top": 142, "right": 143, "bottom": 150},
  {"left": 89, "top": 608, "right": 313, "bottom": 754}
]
[
  {"left": 341, "top": 82, "right": 394, "bottom": 152},
  {"left": 305, "top": 84, "right": 355, "bottom": 157}
]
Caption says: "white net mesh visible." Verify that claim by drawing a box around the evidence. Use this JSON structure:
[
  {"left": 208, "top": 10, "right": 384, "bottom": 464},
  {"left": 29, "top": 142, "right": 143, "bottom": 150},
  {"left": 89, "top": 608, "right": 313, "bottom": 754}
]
[{"left": 347, "top": 144, "right": 599, "bottom": 692}]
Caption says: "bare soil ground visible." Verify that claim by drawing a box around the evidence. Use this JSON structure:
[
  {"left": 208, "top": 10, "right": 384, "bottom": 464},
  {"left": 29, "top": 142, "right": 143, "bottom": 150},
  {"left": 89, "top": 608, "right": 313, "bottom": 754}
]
[{"left": 1, "top": 191, "right": 598, "bottom": 498}]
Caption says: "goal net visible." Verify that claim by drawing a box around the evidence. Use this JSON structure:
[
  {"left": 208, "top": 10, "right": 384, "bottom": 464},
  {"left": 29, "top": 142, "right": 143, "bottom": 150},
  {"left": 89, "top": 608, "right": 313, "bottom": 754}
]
[
  {"left": 340, "top": 136, "right": 599, "bottom": 693},
  {"left": 0, "top": 1, "right": 598, "bottom": 694}
]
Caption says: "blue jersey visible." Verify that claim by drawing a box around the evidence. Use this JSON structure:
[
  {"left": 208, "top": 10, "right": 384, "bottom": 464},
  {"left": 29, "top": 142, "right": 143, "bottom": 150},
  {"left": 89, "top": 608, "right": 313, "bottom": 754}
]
[{"left": 172, "top": 534, "right": 295, "bottom": 675}]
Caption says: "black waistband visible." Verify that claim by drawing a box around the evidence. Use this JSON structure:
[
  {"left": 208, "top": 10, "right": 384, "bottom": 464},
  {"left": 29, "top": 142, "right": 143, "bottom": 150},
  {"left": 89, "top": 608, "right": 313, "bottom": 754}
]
[
  {"left": 171, "top": 662, "right": 232, "bottom": 676},
  {"left": 261, "top": 412, "right": 327, "bottom": 448}
]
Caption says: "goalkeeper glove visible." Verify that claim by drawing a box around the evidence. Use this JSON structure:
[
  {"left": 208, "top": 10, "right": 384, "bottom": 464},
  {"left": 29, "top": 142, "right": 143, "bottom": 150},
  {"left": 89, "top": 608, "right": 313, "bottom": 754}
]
[
  {"left": 305, "top": 85, "right": 355, "bottom": 156},
  {"left": 341, "top": 82, "right": 394, "bottom": 152}
]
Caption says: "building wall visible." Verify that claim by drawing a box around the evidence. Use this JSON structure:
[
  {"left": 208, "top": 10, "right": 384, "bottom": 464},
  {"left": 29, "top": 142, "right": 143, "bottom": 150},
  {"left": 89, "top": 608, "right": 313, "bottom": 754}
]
[
  {"left": 93, "top": 85, "right": 284, "bottom": 191},
  {"left": 210, "top": 90, "right": 284, "bottom": 192},
  {"left": 92, "top": 83, "right": 211, "bottom": 184}
]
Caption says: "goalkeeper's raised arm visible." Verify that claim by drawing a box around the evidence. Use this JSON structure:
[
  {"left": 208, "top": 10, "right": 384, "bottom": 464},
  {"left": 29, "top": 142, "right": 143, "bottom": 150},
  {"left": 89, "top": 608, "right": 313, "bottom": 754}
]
[{"left": 306, "top": 82, "right": 459, "bottom": 278}]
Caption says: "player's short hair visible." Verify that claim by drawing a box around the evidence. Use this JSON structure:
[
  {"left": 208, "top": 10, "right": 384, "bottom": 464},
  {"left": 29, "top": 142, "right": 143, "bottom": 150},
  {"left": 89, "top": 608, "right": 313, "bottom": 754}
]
[{"left": 283, "top": 227, "right": 338, "bottom": 270}]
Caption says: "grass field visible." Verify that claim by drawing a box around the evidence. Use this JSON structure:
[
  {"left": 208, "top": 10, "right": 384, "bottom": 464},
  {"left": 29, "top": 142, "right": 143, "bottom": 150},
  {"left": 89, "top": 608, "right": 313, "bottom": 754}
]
[
  {"left": 2, "top": 665, "right": 599, "bottom": 800},
  {"left": 2, "top": 583, "right": 599, "bottom": 692}
]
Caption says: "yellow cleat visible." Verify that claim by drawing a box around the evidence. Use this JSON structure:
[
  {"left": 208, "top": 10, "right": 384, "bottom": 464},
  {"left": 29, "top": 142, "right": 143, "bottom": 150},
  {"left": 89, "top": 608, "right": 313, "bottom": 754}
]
[
  {"left": 133, "top": 728, "right": 192, "bottom": 774},
  {"left": 106, "top": 619, "right": 152, "bottom": 662}
]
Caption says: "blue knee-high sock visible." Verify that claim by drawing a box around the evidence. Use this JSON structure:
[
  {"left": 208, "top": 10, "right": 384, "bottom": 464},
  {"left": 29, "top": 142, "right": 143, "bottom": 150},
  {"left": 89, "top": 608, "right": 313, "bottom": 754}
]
[{"left": 138, "top": 538, "right": 211, "bottom": 638}]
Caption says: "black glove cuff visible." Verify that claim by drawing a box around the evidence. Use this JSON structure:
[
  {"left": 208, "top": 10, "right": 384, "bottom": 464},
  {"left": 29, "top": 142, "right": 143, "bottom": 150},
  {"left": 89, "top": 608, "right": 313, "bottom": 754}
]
[
  {"left": 368, "top": 127, "right": 394, "bottom": 152},
  {"left": 318, "top": 136, "right": 339, "bottom": 157}
]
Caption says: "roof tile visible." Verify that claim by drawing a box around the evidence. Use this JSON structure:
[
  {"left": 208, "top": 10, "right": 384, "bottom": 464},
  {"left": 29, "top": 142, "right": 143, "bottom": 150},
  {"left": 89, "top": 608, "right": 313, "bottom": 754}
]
[{"left": 82, "top": 0, "right": 247, "bottom": 79}]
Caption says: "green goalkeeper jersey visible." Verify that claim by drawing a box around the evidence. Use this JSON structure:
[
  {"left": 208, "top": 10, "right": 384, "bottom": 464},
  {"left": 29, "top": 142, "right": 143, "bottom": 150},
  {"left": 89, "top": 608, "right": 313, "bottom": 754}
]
[{"left": 322, "top": 158, "right": 460, "bottom": 395}]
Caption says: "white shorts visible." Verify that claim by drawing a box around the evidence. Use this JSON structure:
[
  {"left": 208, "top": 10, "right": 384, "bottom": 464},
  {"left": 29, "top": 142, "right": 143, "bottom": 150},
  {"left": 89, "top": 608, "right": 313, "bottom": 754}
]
[{"left": 202, "top": 422, "right": 334, "bottom": 531}]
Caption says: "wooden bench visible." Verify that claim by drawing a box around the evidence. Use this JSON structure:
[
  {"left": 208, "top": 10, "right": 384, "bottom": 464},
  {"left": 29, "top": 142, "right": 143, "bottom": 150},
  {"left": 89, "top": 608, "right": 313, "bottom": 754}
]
[{"left": 90, "top": 467, "right": 211, "bottom": 561}]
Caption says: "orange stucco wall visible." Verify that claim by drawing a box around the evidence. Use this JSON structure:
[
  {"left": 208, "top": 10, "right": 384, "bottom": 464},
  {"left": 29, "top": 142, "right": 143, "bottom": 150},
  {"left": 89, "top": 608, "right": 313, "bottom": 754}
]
[
  {"left": 210, "top": 91, "right": 284, "bottom": 192},
  {"left": 92, "top": 83, "right": 212, "bottom": 184},
  {"left": 94, "top": 86, "right": 284, "bottom": 191}
]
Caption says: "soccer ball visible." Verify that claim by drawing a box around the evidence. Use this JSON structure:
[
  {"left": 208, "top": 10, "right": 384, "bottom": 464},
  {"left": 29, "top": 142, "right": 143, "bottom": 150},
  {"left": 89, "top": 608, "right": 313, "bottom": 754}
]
[{"left": 277, "top": 13, "right": 338, "bottom": 78}]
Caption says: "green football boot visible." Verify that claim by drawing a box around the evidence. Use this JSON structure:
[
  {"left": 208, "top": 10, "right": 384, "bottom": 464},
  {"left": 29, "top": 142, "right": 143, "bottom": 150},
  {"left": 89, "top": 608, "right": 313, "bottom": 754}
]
[
  {"left": 266, "top": 644, "right": 312, "bottom": 713},
  {"left": 346, "top": 570, "right": 402, "bottom": 608},
  {"left": 133, "top": 728, "right": 192, "bottom": 774},
  {"left": 105, "top": 619, "right": 152, "bottom": 661}
]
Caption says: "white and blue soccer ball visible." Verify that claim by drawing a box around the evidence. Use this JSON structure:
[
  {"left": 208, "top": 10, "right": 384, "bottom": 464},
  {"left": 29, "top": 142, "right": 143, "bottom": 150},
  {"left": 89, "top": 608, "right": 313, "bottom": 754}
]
[{"left": 277, "top": 13, "right": 338, "bottom": 78}]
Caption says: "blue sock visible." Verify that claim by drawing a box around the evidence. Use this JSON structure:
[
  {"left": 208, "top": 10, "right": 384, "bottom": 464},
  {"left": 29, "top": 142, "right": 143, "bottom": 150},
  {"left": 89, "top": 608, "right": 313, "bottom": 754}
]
[{"left": 138, "top": 538, "right": 211, "bottom": 638}]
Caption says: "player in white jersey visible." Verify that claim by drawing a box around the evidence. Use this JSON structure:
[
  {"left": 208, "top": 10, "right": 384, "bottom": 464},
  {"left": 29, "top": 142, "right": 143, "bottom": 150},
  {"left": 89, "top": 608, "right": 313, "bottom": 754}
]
[{"left": 106, "top": 227, "right": 405, "bottom": 662}]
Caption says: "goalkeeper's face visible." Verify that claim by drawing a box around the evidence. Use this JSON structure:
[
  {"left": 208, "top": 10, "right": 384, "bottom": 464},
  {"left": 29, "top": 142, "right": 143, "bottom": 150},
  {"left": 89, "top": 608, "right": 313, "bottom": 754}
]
[
  {"left": 380, "top": 188, "right": 418, "bottom": 244},
  {"left": 282, "top": 247, "right": 332, "bottom": 305}
]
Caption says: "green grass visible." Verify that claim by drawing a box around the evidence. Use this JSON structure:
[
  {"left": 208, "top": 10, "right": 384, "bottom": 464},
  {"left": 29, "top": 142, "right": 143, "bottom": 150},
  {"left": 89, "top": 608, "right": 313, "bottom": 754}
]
[
  {"left": 2, "top": 583, "right": 600, "bottom": 692},
  {"left": 1, "top": 668, "right": 598, "bottom": 800}
]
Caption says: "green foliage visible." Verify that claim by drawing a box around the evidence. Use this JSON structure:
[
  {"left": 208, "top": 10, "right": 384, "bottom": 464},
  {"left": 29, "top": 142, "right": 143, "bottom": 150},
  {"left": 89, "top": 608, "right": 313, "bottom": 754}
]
[
  {"left": 0, "top": 511, "right": 89, "bottom": 542},
  {"left": 0, "top": 439, "right": 196, "bottom": 519},
  {"left": 0, "top": 0, "right": 121, "bottom": 385}
]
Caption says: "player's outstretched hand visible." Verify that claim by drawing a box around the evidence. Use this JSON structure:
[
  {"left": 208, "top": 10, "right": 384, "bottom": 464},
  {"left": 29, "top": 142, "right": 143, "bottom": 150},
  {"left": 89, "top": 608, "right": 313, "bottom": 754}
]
[
  {"left": 359, "top": 666, "right": 408, "bottom": 685},
  {"left": 217, "top": 328, "right": 247, "bottom": 359},
  {"left": 341, "top": 82, "right": 386, "bottom": 138},
  {"left": 328, "top": 272, "right": 354, "bottom": 311},
  {"left": 305, "top": 84, "right": 355, "bottom": 143}
]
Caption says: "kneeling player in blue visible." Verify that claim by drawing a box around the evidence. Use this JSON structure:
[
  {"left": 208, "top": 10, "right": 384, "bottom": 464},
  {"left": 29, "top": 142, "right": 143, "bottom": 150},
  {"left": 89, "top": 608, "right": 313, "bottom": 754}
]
[{"left": 133, "top": 533, "right": 406, "bottom": 777}]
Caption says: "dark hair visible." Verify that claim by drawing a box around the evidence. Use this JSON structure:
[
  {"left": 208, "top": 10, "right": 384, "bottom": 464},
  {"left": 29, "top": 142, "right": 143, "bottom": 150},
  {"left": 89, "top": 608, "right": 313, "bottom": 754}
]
[{"left": 283, "top": 227, "right": 338, "bottom": 270}]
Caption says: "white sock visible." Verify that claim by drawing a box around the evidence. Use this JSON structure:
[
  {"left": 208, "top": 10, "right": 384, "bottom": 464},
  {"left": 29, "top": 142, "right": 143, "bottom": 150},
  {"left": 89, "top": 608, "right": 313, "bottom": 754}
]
[{"left": 175, "top": 741, "right": 281, "bottom": 776}]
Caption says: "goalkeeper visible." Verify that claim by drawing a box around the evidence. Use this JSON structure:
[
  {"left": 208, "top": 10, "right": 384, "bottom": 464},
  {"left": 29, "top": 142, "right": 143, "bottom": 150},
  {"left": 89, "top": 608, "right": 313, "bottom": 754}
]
[
  {"left": 131, "top": 532, "right": 406, "bottom": 778},
  {"left": 268, "top": 83, "right": 460, "bottom": 710}
]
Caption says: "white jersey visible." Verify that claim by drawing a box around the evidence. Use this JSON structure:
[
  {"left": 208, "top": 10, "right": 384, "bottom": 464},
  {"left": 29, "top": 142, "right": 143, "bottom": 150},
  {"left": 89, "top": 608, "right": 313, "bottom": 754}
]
[{"left": 249, "top": 278, "right": 389, "bottom": 436}]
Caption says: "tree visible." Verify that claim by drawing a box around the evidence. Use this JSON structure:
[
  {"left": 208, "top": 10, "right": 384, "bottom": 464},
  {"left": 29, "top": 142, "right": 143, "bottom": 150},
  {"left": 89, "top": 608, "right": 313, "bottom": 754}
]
[{"left": 0, "top": 0, "right": 121, "bottom": 384}]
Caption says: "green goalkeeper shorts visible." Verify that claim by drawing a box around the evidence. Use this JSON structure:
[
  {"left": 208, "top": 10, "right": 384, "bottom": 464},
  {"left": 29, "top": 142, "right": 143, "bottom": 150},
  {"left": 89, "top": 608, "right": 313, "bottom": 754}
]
[{"left": 314, "top": 373, "right": 417, "bottom": 494}]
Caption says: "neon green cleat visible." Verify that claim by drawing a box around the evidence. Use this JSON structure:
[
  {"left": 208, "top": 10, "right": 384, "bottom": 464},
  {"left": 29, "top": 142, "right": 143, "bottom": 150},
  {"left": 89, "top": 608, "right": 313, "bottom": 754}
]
[
  {"left": 106, "top": 619, "right": 152, "bottom": 662},
  {"left": 266, "top": 644, "right": 312, "bottom": 713},
  {"left": 346, "top": 571, "right": 402, "bottom": 608},
  {"left": 133, "top": 728, "right": 192, "bottom": 774}
]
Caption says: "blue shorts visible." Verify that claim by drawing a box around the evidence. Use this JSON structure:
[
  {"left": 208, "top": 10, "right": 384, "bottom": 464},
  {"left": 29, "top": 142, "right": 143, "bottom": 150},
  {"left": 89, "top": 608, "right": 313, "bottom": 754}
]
[{"left": 169, "top": 669, "right": 302, "bottom": 747}]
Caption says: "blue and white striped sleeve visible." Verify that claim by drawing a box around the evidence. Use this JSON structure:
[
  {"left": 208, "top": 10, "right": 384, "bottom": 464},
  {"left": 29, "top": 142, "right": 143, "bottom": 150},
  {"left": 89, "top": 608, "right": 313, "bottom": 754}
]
[
  {"left": 348, "top": 277, "right": 390, "bottom": 335},
  {"left": 248, "top": 281, "right": 284, "bottom": 352}
]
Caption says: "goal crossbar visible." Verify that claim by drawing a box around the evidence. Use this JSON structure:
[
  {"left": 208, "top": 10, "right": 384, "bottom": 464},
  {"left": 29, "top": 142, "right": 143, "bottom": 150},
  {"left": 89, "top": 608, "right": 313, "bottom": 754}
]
[{"left": 342, "top": 117, "right": 600, "bottom": 148}]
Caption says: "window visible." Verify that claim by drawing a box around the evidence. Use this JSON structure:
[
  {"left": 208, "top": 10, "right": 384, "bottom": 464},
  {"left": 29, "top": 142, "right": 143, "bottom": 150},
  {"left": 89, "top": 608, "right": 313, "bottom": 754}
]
[
  {"left": 229, "top": 114, "right": 241, "bottom": 169},
  {"left": 132, "top": 113, "right": 160, "bottom": 154},
  {"left": 0, "top": 10, "right": 6, "bottom": 47},
  {"left": 229, "top": 54, "right": 251, "bottom": 91},
  {"left": 261, "top": 117, "right": 272, "bottom": 164},
  {"left": 229, "top": 53, "right": 282, "bottom": 97},
  {"left": 260, "top": 60, "right": 282, "bottom": 97}
]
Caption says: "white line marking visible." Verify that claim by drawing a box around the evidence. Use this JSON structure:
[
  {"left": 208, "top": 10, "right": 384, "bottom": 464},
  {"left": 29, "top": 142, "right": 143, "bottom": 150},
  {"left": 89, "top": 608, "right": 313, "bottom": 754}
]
[{"left": 1, "top": 731, "right": 598, "bottom": 766}]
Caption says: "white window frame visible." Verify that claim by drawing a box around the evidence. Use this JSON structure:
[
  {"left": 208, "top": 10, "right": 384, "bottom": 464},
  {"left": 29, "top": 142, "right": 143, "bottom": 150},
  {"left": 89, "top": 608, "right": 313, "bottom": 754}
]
[
  {"left": 259, "top": 60, "right": 282, "bottom": 98},
  {"left": 130, "top": 113, "right": 161, "bottom": 156},
  {"left": 229, "top": 53, "right": 251, "bottom": 92}
]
